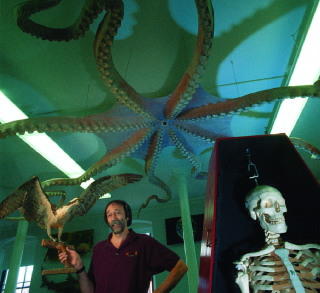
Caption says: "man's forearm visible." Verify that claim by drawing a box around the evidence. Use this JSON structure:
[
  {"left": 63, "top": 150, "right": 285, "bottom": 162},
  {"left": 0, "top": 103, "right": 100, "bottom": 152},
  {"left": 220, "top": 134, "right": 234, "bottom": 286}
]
[
  {"left": 77, "top": 270, "right": 94, "bottom": 293},
  {"left": 154, "top": 259, "right": 188, "bottom": 293}
]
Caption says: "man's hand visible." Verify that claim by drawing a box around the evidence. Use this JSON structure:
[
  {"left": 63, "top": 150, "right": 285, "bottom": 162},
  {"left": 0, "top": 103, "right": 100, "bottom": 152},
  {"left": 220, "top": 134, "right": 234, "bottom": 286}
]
[
  {"left": 154, "top": 259, "right": 188, "bottom": 293},
  {"left": 58, "top": 247, "right": 84, "bottom": 271}
]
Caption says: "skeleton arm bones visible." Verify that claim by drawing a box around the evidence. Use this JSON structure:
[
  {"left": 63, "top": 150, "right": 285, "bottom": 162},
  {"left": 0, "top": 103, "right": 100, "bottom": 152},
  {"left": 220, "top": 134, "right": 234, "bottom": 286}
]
[{"left": 234, "top": 245, "right": 276, "bottom": 293}]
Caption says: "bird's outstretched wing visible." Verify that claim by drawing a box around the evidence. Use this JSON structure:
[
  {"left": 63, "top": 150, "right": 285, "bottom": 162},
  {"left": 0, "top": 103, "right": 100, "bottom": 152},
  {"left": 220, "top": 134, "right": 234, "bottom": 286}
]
[
  {"left": 0, "top": 177, "right": 41, "bottom": 219},
  {"left": 0, "top": 177, "right": 53, "bottom": 228},
  {"left": 61, "top": 173, "right": 143, "bottom": 223},
  {"left": 20, "top": 177, "right": 53, "bottom": 225},
  {"left": 0, "top": 176, "right": 53, "bottom": 228}
]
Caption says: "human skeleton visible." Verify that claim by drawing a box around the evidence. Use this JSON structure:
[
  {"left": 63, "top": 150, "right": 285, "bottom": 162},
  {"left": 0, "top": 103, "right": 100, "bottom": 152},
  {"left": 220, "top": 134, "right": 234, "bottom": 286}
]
[{"left": 234, "top": 185, "right": 320, "bottom": 293}]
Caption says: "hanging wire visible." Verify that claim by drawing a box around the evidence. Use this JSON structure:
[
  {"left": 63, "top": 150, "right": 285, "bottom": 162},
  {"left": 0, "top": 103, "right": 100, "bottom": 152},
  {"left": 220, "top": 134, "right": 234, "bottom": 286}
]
[
  {"left": 246, "top": 149, "right": 259, "bottom": 186},
  {"left": 230, "top": 60, "right": 240, "bottom": 98}
]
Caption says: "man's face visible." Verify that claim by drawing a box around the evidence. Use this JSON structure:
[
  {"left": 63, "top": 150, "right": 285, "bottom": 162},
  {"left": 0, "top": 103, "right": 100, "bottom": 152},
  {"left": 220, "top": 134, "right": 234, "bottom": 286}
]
[{"left": 106, "top": 203, "right": 128, "bottom": 234}]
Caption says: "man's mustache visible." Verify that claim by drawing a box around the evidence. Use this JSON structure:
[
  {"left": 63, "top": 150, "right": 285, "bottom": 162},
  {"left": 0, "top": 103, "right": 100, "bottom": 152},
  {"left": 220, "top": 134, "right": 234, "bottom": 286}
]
[{"left": 111, "top": 220, "right": 121, "bottom": 226}]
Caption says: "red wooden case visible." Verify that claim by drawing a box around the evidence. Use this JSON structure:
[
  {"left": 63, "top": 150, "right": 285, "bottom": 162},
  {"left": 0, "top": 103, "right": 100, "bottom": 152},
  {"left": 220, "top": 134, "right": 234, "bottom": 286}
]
[{"left": 198, "top": 134, "right": 320, "bottom": 292}]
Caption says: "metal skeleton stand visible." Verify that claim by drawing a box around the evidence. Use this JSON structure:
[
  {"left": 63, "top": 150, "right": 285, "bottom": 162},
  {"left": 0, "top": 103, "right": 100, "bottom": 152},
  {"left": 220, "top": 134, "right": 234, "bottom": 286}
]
[{"left": 246, "top": 149, "right": 259, "bottom": 186}]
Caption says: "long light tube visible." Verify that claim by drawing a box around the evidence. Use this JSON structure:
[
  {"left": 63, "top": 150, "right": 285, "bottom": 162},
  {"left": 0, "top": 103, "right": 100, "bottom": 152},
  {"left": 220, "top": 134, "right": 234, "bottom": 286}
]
[
  {"left": 0, "top": 91, "right": 110, "bottom": 197},
  {"left": 270, "top": 1, "right": 320, "bottom": 135}
]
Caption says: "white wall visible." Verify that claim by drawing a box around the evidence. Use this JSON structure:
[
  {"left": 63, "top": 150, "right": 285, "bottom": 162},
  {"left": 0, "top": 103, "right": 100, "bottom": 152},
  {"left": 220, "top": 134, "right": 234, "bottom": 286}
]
[{"left": 0, "top": 196, "right": 205, "bottom": 292}]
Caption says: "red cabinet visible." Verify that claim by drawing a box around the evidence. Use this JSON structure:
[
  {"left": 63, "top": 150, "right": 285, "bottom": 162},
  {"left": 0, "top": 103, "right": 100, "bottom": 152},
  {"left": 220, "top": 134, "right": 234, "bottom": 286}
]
[
  {"left": 198, "top": 134, "right": 320, "bottom": 292},
  {"left": 198, "top": 143, "right": 217, "bottom": 293}
]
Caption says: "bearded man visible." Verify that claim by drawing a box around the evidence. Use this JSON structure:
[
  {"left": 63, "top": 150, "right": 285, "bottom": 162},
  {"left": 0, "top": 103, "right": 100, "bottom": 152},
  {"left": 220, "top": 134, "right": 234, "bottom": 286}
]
[{"left": 59, "top": 200, "right": 188, "bottom": 293}]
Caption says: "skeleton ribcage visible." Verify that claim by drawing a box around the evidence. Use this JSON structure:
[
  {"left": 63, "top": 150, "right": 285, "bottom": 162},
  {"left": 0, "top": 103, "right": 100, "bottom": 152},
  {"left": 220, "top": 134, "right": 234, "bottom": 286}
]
[{"left": 248, "top": 249, "right": 320, "bottom": 292}]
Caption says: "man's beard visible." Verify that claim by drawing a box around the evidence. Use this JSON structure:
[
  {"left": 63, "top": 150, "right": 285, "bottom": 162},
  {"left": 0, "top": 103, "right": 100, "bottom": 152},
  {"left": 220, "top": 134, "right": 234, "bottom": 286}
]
[{"left": 110, "top": 219, "right": 126, "bottom": 234}]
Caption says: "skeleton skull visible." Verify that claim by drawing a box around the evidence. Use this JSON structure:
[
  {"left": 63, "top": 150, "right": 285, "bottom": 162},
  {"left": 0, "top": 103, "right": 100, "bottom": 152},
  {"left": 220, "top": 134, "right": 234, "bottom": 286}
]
[{"left": 245, "top": 185, "right": 287, "bottom": 234}]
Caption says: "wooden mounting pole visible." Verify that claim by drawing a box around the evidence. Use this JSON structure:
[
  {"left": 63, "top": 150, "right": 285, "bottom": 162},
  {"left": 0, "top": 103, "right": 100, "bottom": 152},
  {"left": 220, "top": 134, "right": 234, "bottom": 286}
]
[{"left": 41, "top": 240, "right": 76, "bottom": 275}]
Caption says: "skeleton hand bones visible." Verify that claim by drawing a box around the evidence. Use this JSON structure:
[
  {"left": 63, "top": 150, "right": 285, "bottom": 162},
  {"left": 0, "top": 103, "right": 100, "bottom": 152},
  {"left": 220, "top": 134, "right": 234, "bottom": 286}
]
[{"left": 234, "top": 244, "right": 276, "bottom": 293}]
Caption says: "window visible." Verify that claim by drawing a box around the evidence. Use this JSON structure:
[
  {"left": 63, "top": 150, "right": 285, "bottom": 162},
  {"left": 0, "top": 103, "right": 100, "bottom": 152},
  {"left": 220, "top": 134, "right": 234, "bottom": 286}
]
[
  {"left": 1, "top": 265, "right": 33, "bottom": 293},
  {"left": 0, "top": 271, "right": 6, "bottom": 293}
]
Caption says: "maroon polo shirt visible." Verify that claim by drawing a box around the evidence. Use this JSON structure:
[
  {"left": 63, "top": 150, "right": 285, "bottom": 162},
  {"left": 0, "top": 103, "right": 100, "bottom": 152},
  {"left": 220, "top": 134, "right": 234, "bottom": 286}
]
[{"left": 87, "top": 229, "right": 180, "bottom": 293}]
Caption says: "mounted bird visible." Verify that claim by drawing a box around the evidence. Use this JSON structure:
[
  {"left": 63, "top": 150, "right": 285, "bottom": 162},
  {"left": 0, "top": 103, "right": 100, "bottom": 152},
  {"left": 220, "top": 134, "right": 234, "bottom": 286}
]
[{"left": 0, "top": 174, "right": 142, "bottom": 241}]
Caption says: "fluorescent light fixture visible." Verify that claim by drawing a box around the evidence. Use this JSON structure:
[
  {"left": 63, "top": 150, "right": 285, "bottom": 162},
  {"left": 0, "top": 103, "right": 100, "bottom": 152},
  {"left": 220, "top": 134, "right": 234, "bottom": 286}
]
[
  {"left": 0, "top": 91, "right": 110, "bottom": 197},
  {"left": 270, "top": 98, "right": 307, "bottom": 135},
  {"left": 270, "top": 1, "right": 320, "bottom": 135}
]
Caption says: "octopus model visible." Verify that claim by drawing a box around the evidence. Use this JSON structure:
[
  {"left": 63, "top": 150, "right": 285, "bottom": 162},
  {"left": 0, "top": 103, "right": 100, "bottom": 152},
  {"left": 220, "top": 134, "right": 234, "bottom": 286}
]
[{"left": 0, "top": 0, "right": 319, "bottom": 213}]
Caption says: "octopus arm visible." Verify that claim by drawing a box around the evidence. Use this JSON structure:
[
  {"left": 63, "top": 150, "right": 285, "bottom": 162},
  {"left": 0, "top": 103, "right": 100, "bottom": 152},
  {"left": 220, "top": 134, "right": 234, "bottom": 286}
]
[
  {"left": 138, "top": 188, "right": 171, "bottom": 217},
  {"left": 46, "top": 190, "right": 66, "bottom": 208},
  {"left": 177, "top": 83, "right": 320, "bottom": 120},
  {"left": 0, "top": 115, "right": 148, "bottom": 139},
  {"left": 165, "top": 0, "right": 214, "bottom": 119},
  {"left": 41, "top": 127, "right": 155, "bottom": 188},
  {"left": 290, "top": 137, "right": 320, "bottom": 159},
  {"left": 168, "top": 127, "right": 205, "bottom": 180},
  {"left": 138, "top": 129, "right": 172, "bottom": 213},
  {"left": 13, "top": 0, "right": 109, "bottom": 41},
  {"left": 173, "top": 121, "right": 231, "bottom": 145},
  {"left": 138, "top": 171, "right": 172, "bottom": 217},
  {"left": 61, "top": 173, "right": 142, "bottom": 223},
  {"left": 145, "top": 129, "right": 164, "bottom": 176},
  {"left": 94, "top": 4, "right": 153, "bottom": 119}
]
